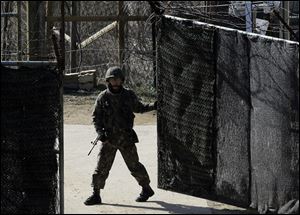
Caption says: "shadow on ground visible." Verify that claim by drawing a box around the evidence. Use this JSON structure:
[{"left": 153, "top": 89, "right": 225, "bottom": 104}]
[
  {"left": 101, "top": 201, "right": 209, "bottom": 214},
  {"left": 100, "top": 200, "right": 258, "bottom": 214}
]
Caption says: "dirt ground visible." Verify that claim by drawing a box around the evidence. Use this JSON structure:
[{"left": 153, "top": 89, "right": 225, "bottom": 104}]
[{"left": 63, "top": 90, "right": 157, "bottom": 125}]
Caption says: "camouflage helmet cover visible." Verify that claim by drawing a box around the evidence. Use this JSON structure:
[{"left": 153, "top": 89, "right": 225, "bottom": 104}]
[{"left": 105, "top": 66, "right": 125, "bottom": 81}]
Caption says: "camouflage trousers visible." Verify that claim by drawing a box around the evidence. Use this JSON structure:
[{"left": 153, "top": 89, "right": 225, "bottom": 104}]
[{"left": 91, "top": 130, "right": 150, "bottom": 190}]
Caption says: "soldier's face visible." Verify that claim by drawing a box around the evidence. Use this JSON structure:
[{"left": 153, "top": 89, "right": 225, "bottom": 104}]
[{"left": 108, "top": 77, "right": 123, "bottom": 90}]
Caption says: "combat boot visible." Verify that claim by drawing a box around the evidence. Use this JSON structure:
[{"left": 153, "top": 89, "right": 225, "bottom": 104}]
[
  {"left": 84, "top": 190, "right": 102, "bottom": 205},
  {"left": 135, "top": 185, "right": 154, "bottom": 202}
]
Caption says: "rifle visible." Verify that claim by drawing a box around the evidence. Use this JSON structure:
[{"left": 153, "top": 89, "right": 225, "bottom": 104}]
[{"left": 88, "top": 135, "right": 100, "bottom": 156}]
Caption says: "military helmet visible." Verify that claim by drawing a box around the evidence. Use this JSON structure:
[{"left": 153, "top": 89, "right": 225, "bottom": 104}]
[{"left": 105, "top": 66, "right": 125, "bottom": 81}]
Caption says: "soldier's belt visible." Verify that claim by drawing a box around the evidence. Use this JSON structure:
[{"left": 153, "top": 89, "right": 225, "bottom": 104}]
[{"left": 106, "top": 128, "right": 132, "bottom": 133}]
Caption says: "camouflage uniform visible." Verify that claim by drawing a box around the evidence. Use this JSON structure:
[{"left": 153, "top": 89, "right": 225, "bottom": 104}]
[{"left": 91, "top": 86, "right": 156, "bottom": 190}]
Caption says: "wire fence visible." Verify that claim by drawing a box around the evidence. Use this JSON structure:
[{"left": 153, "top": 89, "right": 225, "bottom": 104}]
[
  {"left": 1, "top": 1, "right": 299, "bottom": 96},
  {"left": 1, "top": 2, "right": 299, "bottom": 213}
]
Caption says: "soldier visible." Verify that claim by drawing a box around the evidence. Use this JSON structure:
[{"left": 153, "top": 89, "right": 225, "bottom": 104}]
[{"left": 84, "top": 66, "right": 157, "bottom": 205}]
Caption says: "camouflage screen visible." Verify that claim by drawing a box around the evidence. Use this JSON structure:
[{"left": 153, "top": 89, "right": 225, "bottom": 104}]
[
  {"left": 1, "top": 64, "right": 61, "bottom": 214},
  {"left": 157, "top": 15, "right": 299, "bottom": 211}
]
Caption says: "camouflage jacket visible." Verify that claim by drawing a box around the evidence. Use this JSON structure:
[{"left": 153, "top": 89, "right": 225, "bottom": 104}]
[{"left": 92, "top": 87, "right": 156, "bottom": 143}]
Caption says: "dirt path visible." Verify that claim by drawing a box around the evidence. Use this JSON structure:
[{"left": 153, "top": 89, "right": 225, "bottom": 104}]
[
  {"left": 64, "top": 125, "right": 213, "bottom": 214},
  {"left": 63, "top": 92, "right": 256, "bottom": 214}
]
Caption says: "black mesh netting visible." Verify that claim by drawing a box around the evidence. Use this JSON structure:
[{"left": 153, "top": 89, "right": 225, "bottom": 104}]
[
  {"left": 214, "top": 28, "right": 251, "bottom": 206},
  {"left": 249, "top": 35, "right": 299, "bottom": 213},
  {"left": 157, "top": 17, "right": 217, "bottom": 198},
  {"left": 157, "top": 15, "right": 299, "bottom": 213},
  {"left": 1, "top": 64, "right": 61, "bottom": 214}
]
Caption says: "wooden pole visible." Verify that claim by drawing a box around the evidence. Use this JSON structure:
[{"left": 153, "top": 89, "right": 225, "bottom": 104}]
[
  {"left": 245, "top": 1, "right": 252, "bottom": 32},
  {"left": 46, "top": 1, "right": 54, "bottom": 58},
  {"left": 79, "top": 21, "right": 117, "bottom": 48},
  {"left": 151, "top": 6, "right": 157, "bottom": 88},
  {"left": 1, "top": 61, "right": 57, "bottom": 67},
  {"left": 53, "top": 29, "right": 71, "bottom": 43},
  {"left": 17, "top": 1, "right": 22, "bottom": 61},
  {"left": 27, "top": 1, "right": 46, "bottom": 60},
  {"left": 274, "top": 9, "right": 297, "bottom": 41},
  {"left": 47, "top": 15, "right": 148, "bottom": 22},
  {"left": 118, "top": 1, "right": 125, "bottom": 67},
  {"left": 252, "top": 5, "right": 257, "bottom": 33},
  {"left": 60, "top": 2, "right": 66, "bottom": 71},
  {"left": 54, "top": 22, "right": 119, "bottom": 48},
  {"left": 283, "top": 1, "right": 290, "bottom": 40},
  {"left": 2, "top": 2, "right": 11, "bottom": 61},
  {"left": 70, "top": 1, "right": 78, "bottom": 73},
  {"left": 59, "top": 1, "right": 65, "bottom": 214}
]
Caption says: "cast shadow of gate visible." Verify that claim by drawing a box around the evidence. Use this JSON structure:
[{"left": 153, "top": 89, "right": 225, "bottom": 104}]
[{"left": 102, "top": 200, "right": 258, "bottom": 214}]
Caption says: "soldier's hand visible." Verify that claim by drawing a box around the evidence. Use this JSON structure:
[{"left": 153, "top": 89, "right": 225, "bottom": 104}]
[
  {"left": 153, "top": 101, "right": 157, "bottom": 110},
  {"left": 102, "top": 140, "right": 109, "bottom": 145},
  {"left": 97, "top": 130, "right": 108, "bottom": 142}
]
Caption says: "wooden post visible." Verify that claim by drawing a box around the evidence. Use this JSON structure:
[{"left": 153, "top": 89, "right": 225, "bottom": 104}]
[
  {"left": 60, "top": 2, "right": 66, "bottom": 71},
  {"left": 78, "top": 21, "right": 117, "bottom": 48},
  {"left": 283, "top": 1, "right": 290, "bottom": 40},
  {"left": 1, "top": 2, "right": 11, "bottom": 61},
  {"left": 52, "top": 29, "right": 71, "bottom": 43},
  {"left": 274, "top": 9, "right": 297, "bottom": 41},
  {"left": 46, "top": 1, "right": 54, "bottom": 58},
  {"left": 118, "top": 1, "right": 125, "bottom": 68},
  {"left": 245, "top": 1, "right": 252, "bottom": 32},
  {"left": 27, "top": 1, "right": 46, "bottom": 60},
  {"left": 59, "top": 1, "right": 65, "bottom": 214},
  {"left": 70, "top": 1, "right": 79, "bottom": 73},
  {"left": 17, "top": 1, "right": 22, "bottom": 61},
  {"left": 274, "top": 1, "right": 289, "bottom": 39},
  {"left": 151, "top": 6, "right": 157, "bottom": 88},
  {"left": 47, "top": 15, "right": 148, "bottom": 22},
  {"left": 204, "top": 1, "right": 208, "bottom": 19},
  {"left": 252, "top": 7, "right": 257, "bottom": 33}
]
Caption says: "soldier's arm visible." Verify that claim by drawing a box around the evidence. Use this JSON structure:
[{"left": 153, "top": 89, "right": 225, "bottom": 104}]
[
  {"left": 130, "top": 90, "right": 157, "bottom": 113},
  {"left": 92, "top": 92, "right": 107, "bottom": 140}
]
